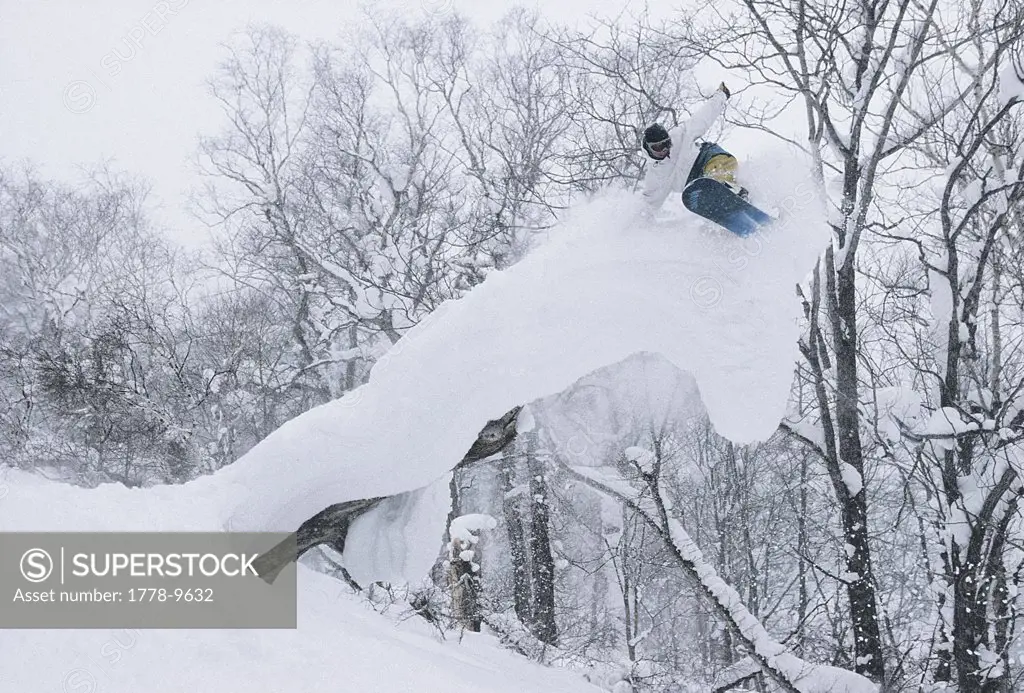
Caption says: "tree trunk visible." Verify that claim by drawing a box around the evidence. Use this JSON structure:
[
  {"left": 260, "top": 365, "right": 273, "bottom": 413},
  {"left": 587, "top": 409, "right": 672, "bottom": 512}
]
[
  {"left": 796, "top": 451, "right": 809, "bottom": 658},
  {"left": 501, "top": 455, "right": 533, "bottom": 626},
  {"left": 828, "top": 251, "right": 886, "bottom": 682},
  {"left": 448, "top": 535, "right": 482, "bottom": 631},
  {"left": 526, "top": 434, "right": 558, "bottom": 645}
]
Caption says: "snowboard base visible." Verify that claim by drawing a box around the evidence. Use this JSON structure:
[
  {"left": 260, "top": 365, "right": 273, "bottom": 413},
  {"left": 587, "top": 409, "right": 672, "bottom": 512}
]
[{"left": 681, "top": 177, "right": 775, "bottom": 237}]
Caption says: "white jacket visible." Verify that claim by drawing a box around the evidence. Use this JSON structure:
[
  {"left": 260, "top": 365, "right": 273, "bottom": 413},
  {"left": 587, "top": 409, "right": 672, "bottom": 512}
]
[{"left": 641, "top": 91, "right": 728, "bottom": 211}]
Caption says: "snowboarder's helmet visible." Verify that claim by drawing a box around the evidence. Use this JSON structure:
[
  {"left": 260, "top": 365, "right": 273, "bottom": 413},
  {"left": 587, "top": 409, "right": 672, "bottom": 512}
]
[{"left": 642, "top": 124, "right": 672, "bottom": 159}]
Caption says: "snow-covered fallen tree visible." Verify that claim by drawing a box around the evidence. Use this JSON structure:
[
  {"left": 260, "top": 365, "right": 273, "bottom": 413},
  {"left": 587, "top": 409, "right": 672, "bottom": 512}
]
[
  {"left": 0, "top": 152, "right": 831, "bottom": 691},
  {"left": 0, "top": 154, "right": 828, "bottom": 580}
]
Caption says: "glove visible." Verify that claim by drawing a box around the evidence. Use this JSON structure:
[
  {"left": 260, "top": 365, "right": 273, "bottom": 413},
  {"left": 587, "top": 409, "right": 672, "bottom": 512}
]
[{"left": 719, "top": 82, "right": 731, "bottom": 99}]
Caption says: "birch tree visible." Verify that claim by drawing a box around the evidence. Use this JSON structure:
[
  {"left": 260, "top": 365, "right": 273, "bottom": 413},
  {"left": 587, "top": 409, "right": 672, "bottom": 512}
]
[
  {"left": 872, "top": 17, "right": 1024, "bottom": 687},
  {"left": 683, "top": 0, "right": 1024, "bottom": 682}
]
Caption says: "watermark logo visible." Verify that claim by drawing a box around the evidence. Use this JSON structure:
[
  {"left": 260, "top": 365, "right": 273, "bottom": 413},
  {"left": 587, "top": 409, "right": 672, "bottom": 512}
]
[
  {"left": 420, "top": 0, "right": 455, "bottom": 14},
  {"left": 395, "top": 0, "right": 455, "bottom": 16},
  {"left": 60, "top": 628, "right": 141, "bottom": 693},
  {"left": 61, "top": 0, "right": 189, "bottom": 114},
  {"left": 62, "top": 668, "right": 97, "bottom": 693},
  {"left": 20, "top": 548, "right": 53, "bottom": 583},
  {"left": 683, "top": 177, "right": 824, "bottom": 311},
  {"left": 62, "top": 81, "right": 97, "bottom": 114},
  {"left": 1, "top": 532, "right": 296, "bottom": 628},
  {"left": 689, "top": 276, "right": 724, "bottom": 309}
]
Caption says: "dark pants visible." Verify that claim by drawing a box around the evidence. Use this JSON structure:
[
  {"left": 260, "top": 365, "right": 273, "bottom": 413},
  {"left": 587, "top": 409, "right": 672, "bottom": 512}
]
[{"left": 685, "top": 142, "right": 738, "bottom": 186}]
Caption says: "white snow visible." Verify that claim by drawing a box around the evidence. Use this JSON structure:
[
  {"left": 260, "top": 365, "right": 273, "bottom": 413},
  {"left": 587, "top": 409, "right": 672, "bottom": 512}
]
[
  {"left": 786, "top": 416, "right": 827, "bottom": 448},
  {"left": 515, "top": 405, "right": 537, "bottom": 434},
  {"left": 960, "top": 178, "right": 984, "bottom": 209},
  {"left": 623, "top": 446, "right": 649, "bottom": 461},
  {"left": 343, "top": 479, "right": 454, "bottom": 586},
  {"left": 998, "top": 58, "right": 1024, "bottom": 106},
  {"left": 534, "top": 352, "right": 706, "bottom": 468},
  {"left": 922, "top": 406, "right": 975, "bottom": 437},
  {"left": 220, "top": 151, "right": 826, "bottom": 561},
  {"left": 977, "top": 645, "right": 1005, "bottom": 679},
  {"left": 874, "top": 384, "right": 924, "bottom": 442},
  {"left": 450, "top": 513, "right": 499, "bottom": 545},
  {"left": 0, "top": 150, "right": 831, "bottom": 692},
  {"left": 0, "top": 561, "right": 603, "bottom": 693},
  {"left": 928, "top": 262, "right": 954, "bottom": 375},
  {"left": 624, "top": 446, "right": 656, "bottom": 472},
  {"left": 0, "top": 149, "right": 829, "bottom": 586},
  {"left": 840, "top": 462, "right": 864, "bottom": 497}
]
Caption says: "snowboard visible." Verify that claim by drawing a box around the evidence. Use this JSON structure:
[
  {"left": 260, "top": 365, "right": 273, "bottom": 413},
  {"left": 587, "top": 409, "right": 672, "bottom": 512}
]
[{"left": 681, "top": 177, "right": 775, "bottom": 237}]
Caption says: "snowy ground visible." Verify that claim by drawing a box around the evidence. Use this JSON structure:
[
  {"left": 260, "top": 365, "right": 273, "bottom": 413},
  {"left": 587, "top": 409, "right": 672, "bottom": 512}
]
[{"left": 0, "top": 562, "right": 604, "bottom": 693}]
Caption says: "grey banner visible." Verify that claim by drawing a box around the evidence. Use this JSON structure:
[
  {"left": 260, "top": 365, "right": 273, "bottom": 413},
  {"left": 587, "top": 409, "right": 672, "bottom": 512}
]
[{"left": 0, "top": 532, "right": 296, "bottom": 628}]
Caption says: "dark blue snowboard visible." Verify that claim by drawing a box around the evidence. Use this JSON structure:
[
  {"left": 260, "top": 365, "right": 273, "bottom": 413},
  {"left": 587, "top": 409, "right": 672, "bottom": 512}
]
[{"left": 681, "top": 177, "right": 775, "bottom": 237}]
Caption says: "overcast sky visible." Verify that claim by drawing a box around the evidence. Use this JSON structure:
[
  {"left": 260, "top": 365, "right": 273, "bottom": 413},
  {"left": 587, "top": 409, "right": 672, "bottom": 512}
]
[{"left": 0, "top": 0, "right": 683, "bottom": 248}]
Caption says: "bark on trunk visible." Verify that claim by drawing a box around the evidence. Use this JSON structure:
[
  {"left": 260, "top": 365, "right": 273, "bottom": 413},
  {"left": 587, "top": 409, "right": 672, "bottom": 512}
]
[
  {"left": 526, "top": 437, "right": 558, "bottom": 645},
  {"left": 501, "top": 455, "right": 533, "bottom": 626},
  {"left": 449, "top": 536, "right": 482, "bottom": 631},
  {"left": 828, "top": 252, "right": 886, "bottom": 682}
]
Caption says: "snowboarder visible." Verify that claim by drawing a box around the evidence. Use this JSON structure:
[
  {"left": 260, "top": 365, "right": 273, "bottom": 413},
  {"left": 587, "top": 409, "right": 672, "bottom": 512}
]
[{"left": 640, "top": 83, "right": 773, "bottom": 237}]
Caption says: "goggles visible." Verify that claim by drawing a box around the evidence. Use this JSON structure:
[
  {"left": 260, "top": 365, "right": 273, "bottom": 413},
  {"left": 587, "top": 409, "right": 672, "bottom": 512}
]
[{"left": 646, "top": 138, "right": 672, "bottom": 156}]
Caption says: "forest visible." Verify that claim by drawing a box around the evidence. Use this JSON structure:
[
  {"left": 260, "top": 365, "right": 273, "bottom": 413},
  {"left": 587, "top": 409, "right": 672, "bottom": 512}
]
[{"left": 2, "top": 1, "right": 1023, "bottom": 691}]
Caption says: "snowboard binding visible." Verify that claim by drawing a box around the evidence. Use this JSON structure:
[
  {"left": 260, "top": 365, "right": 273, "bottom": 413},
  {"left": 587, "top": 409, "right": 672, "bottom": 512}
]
[{"left": 679, "top": 142, "right": 774, "bottom": 237}]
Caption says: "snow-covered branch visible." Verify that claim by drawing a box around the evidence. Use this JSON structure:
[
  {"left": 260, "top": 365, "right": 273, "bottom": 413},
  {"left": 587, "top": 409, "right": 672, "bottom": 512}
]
[{"left": 554, "top": 455, "right": 877, "bottom": 693}]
